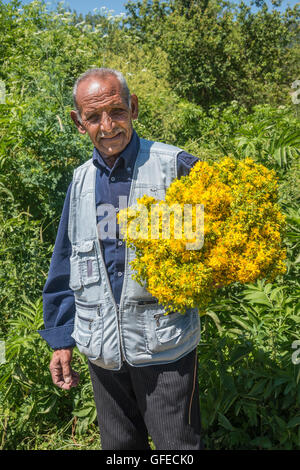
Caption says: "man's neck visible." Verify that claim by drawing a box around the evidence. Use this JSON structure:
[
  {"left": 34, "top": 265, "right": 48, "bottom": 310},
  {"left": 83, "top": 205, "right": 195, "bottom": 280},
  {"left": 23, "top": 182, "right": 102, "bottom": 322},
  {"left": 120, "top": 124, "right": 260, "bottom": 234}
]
[
  {"left": 93, "top": 129, "right": 137, "bottom": 170},
  {"left": 100, "top": 153, "right": 120, "bottom": 169}
]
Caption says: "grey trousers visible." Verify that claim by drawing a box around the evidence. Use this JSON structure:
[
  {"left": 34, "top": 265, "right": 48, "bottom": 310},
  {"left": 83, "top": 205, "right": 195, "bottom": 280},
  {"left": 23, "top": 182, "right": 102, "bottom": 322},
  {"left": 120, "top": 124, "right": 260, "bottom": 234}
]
[{"left": 88, "top": 348, "right": 204, "bottom": 450}]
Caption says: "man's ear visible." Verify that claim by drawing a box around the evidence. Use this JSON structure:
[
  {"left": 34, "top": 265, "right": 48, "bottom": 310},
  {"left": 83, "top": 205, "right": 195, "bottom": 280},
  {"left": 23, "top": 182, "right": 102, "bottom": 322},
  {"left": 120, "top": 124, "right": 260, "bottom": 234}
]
[
  {"left": 130, "top": 94, "right": 138, "bottom": 120},
  {"left": 70, "top": 110, "right": 87, "bottom": 134}
]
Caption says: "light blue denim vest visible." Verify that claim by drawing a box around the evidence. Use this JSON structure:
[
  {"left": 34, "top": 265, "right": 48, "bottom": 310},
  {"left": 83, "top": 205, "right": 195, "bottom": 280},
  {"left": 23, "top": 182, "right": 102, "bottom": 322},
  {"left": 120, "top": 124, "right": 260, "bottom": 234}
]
[{"left": 68, "top": 138, "right": 201, "bottom": 370}]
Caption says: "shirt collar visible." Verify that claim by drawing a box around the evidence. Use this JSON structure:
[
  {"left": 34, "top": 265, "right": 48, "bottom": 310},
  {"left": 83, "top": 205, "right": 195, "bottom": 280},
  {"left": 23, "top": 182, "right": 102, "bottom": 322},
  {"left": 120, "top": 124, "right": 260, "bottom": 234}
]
[{"left": 92, "top": 129, "right": 140, "bottom": 172}]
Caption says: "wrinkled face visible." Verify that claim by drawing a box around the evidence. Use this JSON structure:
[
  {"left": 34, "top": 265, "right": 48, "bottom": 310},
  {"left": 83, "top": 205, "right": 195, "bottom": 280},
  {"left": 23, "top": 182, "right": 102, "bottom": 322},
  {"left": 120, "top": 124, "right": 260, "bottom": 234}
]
[{"left": 71, "top": 75, "right": 138, "bottom": 158}]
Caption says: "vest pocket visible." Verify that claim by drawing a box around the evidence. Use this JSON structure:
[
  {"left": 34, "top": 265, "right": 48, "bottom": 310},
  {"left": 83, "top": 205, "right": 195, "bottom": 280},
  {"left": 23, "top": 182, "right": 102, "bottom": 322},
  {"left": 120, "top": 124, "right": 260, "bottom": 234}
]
[
  {"left": 69, "top": 241, "right": 100, "bottom": 291},
  {"left": 134, "top": 183, "right": 166, "bottom": 201},
  {"left": 141, "top": 304, "right": 197, "bottom": 354},
  {"left": 69, "top": 256, "right": 81, "bottom": 291},
  {"left": 154, "top": 311, "right": 191, "bottom": 343},
  {"left": 71, "top": 302, "right": 103, "bottom": 360}
]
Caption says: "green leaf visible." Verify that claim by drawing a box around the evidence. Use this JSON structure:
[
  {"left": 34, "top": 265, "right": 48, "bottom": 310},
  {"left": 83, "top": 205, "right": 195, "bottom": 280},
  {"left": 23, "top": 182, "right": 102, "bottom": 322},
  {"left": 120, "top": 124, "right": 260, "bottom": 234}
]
[
  {"left": 218, "top": 412, "right": 235, "bottom": 431},
  {"left": 38, "top": 396, "right": 57, "bottom": 414},
  {"left": 229, "top": 344, "right": 252, "bottom": 364},
  {"left": 230, "top": 315, "right": 252, "bottom": 331},
  {"left": 287, "top": 416, "right": 300, "bottom": 428},
  {"left": 263, "top": 380, "right": 273, "bottom": 400},
  {"left": 274, "top": 377, "right": 290, "bottom": 386},
  {"left": 249, "top": 379, "right": 268, "bottom": 396},
  {"left": 250, "top": 436, "right": 272, "bottom": 449},
  {"left": 243, "top": 291, "right": 272, "bottom": 307},
  {"left": 204, "top": 310, "right": 223, "bottom": 334},
  {"left": 72, "top": 407, "right": 94, "bottom": 418}
]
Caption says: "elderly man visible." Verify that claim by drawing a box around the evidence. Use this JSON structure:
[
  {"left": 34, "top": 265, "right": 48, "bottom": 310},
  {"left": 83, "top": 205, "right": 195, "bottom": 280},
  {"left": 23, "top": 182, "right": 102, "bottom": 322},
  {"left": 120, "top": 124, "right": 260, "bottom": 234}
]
[{"left": 39, "top": 68, "right": 204, "bottom": 450}]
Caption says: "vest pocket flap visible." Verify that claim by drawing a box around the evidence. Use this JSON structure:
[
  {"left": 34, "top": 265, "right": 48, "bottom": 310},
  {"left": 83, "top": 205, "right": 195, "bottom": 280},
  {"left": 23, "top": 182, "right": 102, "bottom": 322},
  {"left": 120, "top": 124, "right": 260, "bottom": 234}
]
[
  {"left": 153, "top": 311, "right": 191, "bottom": 343},
  {"left": 71, "top": 328, "right": 91, "bottom": 347},
  {"left": 77, "top": 240, "right": 94, "bottom": 253},
  {"left": 75, "top": 301, "right": 100, "bottom": 321}
]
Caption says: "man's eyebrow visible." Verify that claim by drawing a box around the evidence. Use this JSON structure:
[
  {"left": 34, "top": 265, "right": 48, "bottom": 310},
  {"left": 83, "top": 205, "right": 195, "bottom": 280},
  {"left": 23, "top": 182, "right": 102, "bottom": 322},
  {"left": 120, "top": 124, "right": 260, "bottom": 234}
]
[
  {"left": 85, "top": 109, "right": 99, "bottom": 117},
  {"left": 85, "top": 103, "right": 127, "bottom": 117}
]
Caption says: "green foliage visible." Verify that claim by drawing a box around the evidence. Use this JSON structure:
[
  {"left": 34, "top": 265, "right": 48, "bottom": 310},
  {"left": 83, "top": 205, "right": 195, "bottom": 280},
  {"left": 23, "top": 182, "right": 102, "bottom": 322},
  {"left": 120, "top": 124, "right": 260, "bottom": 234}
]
[
  {"left": 0, "top": 0, "right": 299, "bottom": 450},
  {"left": 124, "top": 0, "right": 300, "bottom": 109},
  {"left": 199, "top": 279, "right": 300, "bottom": 449},
  {"left": 0, "top": 295, "right": 100, "bottom": 449}
]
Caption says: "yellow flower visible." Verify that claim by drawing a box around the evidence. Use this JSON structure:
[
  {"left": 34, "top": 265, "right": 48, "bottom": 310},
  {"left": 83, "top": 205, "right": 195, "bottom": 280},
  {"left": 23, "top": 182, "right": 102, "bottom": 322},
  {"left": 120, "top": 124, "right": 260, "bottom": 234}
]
[{"left": 119, "top": 156, "right": 287, "bottom": 314}]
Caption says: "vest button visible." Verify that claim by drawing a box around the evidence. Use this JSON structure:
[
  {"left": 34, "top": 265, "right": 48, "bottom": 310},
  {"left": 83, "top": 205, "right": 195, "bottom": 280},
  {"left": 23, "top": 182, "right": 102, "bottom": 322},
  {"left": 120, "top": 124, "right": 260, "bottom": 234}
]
[
  {"left": 110, "top": 176, "right": 116, "bottom": 182},
  {"left": 117, "top": 272, "right": 123, "bottom": 277}
]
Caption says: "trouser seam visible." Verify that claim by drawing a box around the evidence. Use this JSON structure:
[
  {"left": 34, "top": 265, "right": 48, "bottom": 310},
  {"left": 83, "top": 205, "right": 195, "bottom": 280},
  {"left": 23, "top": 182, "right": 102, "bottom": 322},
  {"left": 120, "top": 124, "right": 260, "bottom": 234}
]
[{"left": 188, "top": 349, "right": 198, "bottom": 425}]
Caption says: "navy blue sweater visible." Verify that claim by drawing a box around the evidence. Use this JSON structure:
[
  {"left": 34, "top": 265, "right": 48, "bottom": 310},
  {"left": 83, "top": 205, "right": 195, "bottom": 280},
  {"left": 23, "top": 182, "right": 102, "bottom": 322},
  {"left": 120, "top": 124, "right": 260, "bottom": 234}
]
[{"left": 38, "top": 131, "right": 199, "bottom": 349}]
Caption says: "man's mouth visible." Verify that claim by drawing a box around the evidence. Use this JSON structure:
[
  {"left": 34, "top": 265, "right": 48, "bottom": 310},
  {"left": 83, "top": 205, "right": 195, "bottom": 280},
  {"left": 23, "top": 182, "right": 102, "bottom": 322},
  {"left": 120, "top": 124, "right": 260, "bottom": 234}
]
[{"left": 99, "top": 132, "right": 123, "bottom": 142}]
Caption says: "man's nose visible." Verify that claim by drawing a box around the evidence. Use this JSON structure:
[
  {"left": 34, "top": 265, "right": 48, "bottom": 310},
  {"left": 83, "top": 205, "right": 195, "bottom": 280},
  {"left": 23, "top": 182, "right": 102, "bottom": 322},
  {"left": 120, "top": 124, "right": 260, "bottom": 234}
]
[{"left": 100, "top": 112, "right": 114, "bottom": 133}]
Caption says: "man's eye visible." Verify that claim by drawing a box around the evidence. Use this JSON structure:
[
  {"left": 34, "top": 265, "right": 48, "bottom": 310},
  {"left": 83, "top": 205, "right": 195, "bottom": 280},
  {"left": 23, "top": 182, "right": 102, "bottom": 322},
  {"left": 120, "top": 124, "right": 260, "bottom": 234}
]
[
  {"left": 86, "top": 109, "right": 127, "bottom": 122},
  {"left": 88, "top": 115, "right": 98, "bottom": 122}
]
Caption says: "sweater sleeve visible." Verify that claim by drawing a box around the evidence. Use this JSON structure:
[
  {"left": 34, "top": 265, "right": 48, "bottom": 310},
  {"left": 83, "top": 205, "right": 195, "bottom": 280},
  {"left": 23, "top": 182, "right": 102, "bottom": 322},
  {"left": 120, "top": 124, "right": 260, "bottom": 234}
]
[{"left": 38, "top": 183, "right": 76, "bottom": 349}]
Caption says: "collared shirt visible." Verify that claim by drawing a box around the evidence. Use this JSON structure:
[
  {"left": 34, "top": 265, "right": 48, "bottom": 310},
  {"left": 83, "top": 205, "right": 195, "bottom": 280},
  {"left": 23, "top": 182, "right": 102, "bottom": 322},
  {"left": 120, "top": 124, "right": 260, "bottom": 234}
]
[{"left": 39, "top": 130, "right": 199, "bottom": 349}]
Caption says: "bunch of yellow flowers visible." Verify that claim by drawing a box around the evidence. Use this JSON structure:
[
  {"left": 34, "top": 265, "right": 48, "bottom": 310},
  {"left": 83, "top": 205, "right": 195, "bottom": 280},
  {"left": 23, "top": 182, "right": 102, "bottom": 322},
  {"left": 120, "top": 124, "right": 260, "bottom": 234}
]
[{"left": 119, "top": 157, "right": 287, "bottom": 314}]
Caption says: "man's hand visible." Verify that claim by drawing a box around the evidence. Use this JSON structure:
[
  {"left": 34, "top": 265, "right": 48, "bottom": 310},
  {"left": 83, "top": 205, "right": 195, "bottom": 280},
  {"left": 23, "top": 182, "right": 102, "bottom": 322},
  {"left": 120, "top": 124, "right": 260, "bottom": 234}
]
[{"left": 49, "top": 348, "right": 80, "bottom": 390}]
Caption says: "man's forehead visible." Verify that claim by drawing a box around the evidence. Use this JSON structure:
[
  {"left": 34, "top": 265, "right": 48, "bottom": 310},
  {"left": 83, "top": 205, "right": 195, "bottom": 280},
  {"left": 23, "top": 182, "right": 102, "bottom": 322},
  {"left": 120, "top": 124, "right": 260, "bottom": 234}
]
[{"left": 77, "top": 75, "right": 124, "bottom": 104}]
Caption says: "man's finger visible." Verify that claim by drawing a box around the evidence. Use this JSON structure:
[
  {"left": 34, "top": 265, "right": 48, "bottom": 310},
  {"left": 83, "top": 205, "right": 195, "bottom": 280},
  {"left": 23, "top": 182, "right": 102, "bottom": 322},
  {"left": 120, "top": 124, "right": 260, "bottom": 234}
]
[
  {"left": 49, "top": 349, "right": 78, "bottom": 389},
  {"left": 49, "top": 364, "right": 63, "bottom": 385},
  {"left": 56, "top": 373, "right": 79, "bottom": 390},
  {"left": 61, "top": 360, "right": 72, "bottom": 384},
  {"left": 70, "top": 370, "right": 80, "bottom": 386}
]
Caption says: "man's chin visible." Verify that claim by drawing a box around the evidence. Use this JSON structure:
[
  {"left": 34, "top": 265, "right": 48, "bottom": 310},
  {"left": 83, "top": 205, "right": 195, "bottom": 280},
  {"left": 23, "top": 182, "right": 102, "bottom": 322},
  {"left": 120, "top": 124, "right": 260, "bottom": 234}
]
[
  {"left": 96, "top": 143, "right": 124, "bottom": 158},
  {"left": 97, "top": 135, "right": 128, "bottom": 156}
]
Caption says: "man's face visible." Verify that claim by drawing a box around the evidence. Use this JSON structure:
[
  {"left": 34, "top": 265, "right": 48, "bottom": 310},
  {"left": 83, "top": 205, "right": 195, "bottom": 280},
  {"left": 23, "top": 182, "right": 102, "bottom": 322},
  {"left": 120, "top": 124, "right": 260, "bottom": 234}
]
[{"left": 71, "top": 75, "right": 138, "bottom": 158}]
